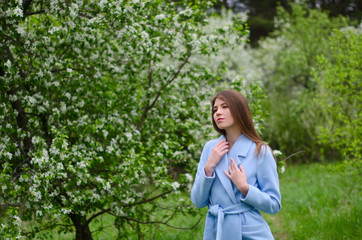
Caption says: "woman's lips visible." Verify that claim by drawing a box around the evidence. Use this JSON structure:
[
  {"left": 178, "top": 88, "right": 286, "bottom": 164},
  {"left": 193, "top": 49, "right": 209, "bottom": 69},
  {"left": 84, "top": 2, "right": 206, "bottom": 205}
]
[{"left": 217, "top": 118, "right": 224, "bottom": 122}]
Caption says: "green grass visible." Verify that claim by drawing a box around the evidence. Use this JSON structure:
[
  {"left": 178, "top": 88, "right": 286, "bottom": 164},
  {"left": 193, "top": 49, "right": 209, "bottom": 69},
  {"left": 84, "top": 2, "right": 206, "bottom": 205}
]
[
  {"left": 24, "top": 163, "right": 361, "bottom": 239},
  {"left": 263, "top": 163, "right": 361, "bottom": 240}
]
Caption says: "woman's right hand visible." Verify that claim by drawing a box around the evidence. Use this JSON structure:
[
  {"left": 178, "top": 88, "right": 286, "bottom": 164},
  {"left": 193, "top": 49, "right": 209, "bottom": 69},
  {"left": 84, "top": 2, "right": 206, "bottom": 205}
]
[{"left": 204, "top": 139, "right": 229, "bottom": 177}]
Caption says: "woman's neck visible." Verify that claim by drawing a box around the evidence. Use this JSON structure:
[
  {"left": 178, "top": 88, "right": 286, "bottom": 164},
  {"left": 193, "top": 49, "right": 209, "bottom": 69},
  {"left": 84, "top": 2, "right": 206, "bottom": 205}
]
[{"left": 225, "top": 129, "right": 242, "bottom": 148}]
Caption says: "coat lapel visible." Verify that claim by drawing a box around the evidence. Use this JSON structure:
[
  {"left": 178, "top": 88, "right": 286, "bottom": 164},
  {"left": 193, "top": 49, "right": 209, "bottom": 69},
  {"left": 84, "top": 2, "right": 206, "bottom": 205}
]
[
  {"left": 214, "top": 134, "right": 253, "bottom": 205},
  {"left": 214, "top": 153, "right": 237, "bottom": 204},
  {"left": 233, "top": 134, "right": 253, "bottom": 159}
]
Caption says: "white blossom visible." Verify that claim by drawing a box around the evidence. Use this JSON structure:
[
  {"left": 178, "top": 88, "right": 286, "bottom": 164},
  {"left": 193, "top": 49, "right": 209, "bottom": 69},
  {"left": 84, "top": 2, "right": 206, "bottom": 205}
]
[
  {"left": 12, "top": 215, "right": 22, "bottom": 226},
  {"left": 125, "top": 132, "right": 132, "bottom": 140},
  {"left": 13, "top": 6, "right": 23, "bottom": 17},
  {"left": 5, "top": 152, "right": 12, "bottom": 160},
  {"left": 173, "top": 151, "right": 183, "bottom": 157},
  {"left": 1, "top": 223, "right": 6, "bottom": 229},
  {"left": 171, "top": 182, "right": 180, "bottom": 190},
  {"left": 61, "top": 208, "right": 72, "bottom": 214},
  {"left": 4, "top": 59, "right": 12, "bottom": 68},
  {"left": 56, "top": 162, "right": 64, "bottom": 171},
  {"left": 33, "top": 190, "right": 42, "bottom": 202},
  {"left": 103, "top": 182, "right": 111, "bottom": 191},
  {"left": 60, "top": 102, "right": 67, "bottom": 113},
  {"left": 92, "top": 193, "right": 100, "bottom": 201},
  {"left": 185, "top": 173, "right": 193, "bottom": 182},
  {"left": 36, "top": 210, "right": 43, "bottom": 217},
  {"left": 155, "top": 14, "right": 166, "bottom": 21},
  {"left": 99, "top": 0, "right": 108, "bottom": 9},
  {"left": 273, "top": 150, "right": 282, "bottom": 156},
  {"left": 16, "top": 26, "right": 26, "bottom": 35},
  {"left": 31, "top": 136, "right": 41, "bottom": 145},
  {"left": 43, "top": 204, "right": 53, "bottom": 210},
  {"left": 69, "top": 3, "right": 79, "bottom": 18}
]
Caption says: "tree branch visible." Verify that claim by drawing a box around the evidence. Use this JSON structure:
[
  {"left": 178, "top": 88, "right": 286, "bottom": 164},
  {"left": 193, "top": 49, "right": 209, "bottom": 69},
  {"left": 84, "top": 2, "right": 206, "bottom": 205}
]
[
  {"left": 3, "top": 48, "right": 32, "bottom": 169},
  {"left": 136, "top": 58, "right": 153, "bottom": 132},
  {"left": 23, "top": 223, "right": 73, "bottom": 237},
  {"left": 281, "top": 150, "right": 305, "bottom": 162},
  {"left": 121, "top": 189, "right": 175, "bottom": 208},
  {"left": 25, "top": 10, "right": 45, "bottom": 16},
  {"left": 40, "top": 113, "right": 52, "bottom": 146},
  {"left": 136, "top": 50, "right": 192, "bottom": 130},
  {"left": 118, "top": 215, "right": 202, "bottom": 230},
  {"left": 149, "top": 50, "right": 192, "bottom": 111},
  {"left": 22, "top": 0, "right": 33, "bottom": 13},
  {"left": 94, "top": 187, "right": 181, "bottom": 222},
  {"left": 87, "top": 209, "right": 110, "bottom": 225},
  {"left": 0, "top": 203, "right": 22, "bottom": 209}
]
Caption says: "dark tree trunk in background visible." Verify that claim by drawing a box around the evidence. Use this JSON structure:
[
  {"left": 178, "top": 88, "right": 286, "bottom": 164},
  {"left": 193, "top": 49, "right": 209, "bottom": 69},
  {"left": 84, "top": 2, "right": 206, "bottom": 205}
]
[{"left": 69, "top": 214, "right": 93, "bottom": 240}]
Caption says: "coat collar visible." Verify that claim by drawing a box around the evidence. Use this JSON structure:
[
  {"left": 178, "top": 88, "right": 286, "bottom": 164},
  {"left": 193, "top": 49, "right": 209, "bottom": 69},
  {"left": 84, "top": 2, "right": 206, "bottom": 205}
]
[
  {"left": 218, "top": 134, "right": 253, "bottom": 157},
  {"left": 231, "top": 134, "right": 253, "bottom": 157},
  {"left": 214, "top": 134, "right": 253, "bottom": 204}
]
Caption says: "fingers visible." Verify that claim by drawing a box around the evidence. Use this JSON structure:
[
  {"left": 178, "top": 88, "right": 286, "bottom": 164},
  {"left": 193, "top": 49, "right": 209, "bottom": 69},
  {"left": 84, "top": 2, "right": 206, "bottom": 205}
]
[
  {"left": 214, "top": 140, "right": 229, "bottom": 155},
  {"left": 229, "top": 158, "right": 243, "bottom": 173},
  {"left": 239, "top": 164, "right": 244, "bottom": 172},
  {"left": 230, "top": 158, "right": 237, "bottom": 167},
  {"left": 224, "top": 170, "right": 231, "bottom": 178},
  {"left": 225, "top": 162, "right": 233, "bottom": 178},
  {"left": 216, "top": 139, "right": 227, "bottom": 148},
  {"left": 218, "top": 139, "right": 228, "bottom": 148},
  {"left": 216, "top": 139, "right": 225, "bottom": 146},
  {"left": 229, "top": 158, "right": 238, "bottom": 171}
]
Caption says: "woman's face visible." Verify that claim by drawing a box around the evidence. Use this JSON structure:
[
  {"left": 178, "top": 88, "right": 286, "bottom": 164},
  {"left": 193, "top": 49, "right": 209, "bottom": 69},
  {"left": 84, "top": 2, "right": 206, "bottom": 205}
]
[{"left": 213, "top": 98, "right": 236, "bottom": 131}]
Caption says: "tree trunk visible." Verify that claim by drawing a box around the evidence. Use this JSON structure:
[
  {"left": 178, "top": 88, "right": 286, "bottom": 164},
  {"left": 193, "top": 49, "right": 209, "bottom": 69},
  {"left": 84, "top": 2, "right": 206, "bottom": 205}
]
[{"left": 69, "top": 214, "right": 93, "bottom": 240}]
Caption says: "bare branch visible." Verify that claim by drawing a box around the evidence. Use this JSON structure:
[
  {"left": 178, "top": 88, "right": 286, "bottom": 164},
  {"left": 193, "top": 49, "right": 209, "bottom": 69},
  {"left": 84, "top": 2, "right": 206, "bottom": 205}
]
[
  {"left": 87, "top": 209, "right": 110, "bottom": 225},
  {"left": 121, "top": 189, "right": 174, "bottom": 208},
  {"left": 118, "top": 215, "right": 202, "bottom": 230},
  {"left": 23, "top": 223, "right": 73, "bottom": 237},
  {"left": 137, "top": 50, "right": 192, "bottom": 130},
  {"left": 149, "top": 50, "right": 192, "bottom": 111},
  {"left": 0, "top": 203, "right": 22, "bottom": 209},
  {"left": 22, "top": 0, "right": 33, "bottom": 13},
  {"left": 25, "top": 10, "right": 45, "bottom": 16},
  {"left": 90, "top": 224, "right": 114, "bottom": 235},
  {"left": 281, "top": 150, "right": 305, "bottom": 162},
  {"left": 148, "top": 58, "right": 153, "bottom": 88},
  {"left": 94, "top": 187, "right": 182, "bottom": 222}
]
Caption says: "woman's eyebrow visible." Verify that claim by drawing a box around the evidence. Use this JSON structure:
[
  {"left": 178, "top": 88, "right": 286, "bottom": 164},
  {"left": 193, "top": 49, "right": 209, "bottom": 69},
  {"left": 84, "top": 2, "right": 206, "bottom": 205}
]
[{"left": 213, "top": 103, "right": 227, "bottom": 108}]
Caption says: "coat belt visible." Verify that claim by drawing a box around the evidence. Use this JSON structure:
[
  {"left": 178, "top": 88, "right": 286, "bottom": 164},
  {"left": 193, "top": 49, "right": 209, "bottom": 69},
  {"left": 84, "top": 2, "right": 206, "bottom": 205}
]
[{"left": 208, "top": 203, "right": 254, "bottom": 240}]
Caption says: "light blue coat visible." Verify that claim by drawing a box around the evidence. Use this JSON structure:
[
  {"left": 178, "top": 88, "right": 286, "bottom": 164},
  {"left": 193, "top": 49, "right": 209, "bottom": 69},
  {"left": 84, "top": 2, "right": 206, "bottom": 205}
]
[{"left": 191, "top": 134, "right": 281, "bottom": 240}]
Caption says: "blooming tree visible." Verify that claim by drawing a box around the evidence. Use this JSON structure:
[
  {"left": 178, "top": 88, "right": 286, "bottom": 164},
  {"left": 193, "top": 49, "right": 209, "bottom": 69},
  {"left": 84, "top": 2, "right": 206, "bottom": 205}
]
[{"left": 0, "top": 0, "right": 248, "bottom": 239}]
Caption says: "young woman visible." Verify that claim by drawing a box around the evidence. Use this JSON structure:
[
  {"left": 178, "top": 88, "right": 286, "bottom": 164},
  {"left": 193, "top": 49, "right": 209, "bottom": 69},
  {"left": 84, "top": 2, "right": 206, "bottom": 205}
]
[{"left": 191, "top": 90, "right": 281, "bottom": 240}]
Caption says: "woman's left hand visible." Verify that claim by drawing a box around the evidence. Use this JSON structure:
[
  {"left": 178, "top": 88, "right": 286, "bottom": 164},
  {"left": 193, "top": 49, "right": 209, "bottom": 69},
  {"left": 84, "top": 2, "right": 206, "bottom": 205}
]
[{"left": 224, "top": 158, "right": 249, "bottom": 196}]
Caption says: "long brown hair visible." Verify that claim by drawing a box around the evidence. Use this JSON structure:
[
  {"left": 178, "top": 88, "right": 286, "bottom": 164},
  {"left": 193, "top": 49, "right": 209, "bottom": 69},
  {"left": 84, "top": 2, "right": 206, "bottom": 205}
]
[{"left": 212, "top": 90, "right": 267, "bottom": 157}]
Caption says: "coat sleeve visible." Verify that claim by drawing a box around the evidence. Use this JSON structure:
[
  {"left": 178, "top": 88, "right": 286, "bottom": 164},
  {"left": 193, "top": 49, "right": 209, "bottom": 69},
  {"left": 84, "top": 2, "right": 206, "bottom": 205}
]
[
  {"left": 190, "top": 142, "right": 215, "bottom": 209},
  {"left": 241, "top": 146, "right": 281, "bottom": 214}
]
